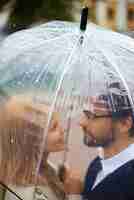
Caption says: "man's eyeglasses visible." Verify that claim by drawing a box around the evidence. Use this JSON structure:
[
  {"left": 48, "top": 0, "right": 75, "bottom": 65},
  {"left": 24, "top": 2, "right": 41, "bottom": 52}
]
[{"left": 83, "top": 110, "right": 112, "bottom": 119}]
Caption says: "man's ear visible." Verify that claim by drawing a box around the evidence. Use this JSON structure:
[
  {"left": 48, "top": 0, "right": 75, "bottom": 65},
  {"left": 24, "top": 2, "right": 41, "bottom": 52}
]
[{"left": 121, "top": 116, "right": 133, "bottom": 132}]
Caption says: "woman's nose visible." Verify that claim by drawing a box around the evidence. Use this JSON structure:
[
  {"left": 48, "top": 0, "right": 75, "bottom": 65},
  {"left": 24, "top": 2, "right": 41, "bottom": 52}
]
[
  {"left": 56, "top": 124, "right": 64, "bottom": 135},
  {"left": 79, "top": 115, "right": 90, "bottom": 129},
  {"left": 57, "top": 125, "right": 65, "bottom": 144},
  {"left": 79, "top": 116, "right": 86, "bottom": 127}
]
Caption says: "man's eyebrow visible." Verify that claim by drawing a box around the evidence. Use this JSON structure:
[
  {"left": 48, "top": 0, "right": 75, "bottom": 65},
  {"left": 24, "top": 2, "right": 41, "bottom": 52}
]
[{"left": 83, "top": 110, "right": 92, "bottom": 113}]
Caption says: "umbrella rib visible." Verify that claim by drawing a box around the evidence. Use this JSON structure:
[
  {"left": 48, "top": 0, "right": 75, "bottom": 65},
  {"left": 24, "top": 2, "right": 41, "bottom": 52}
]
[
  {"left": 33, "top": 33, "right": 83, "bottom": 200},
  {"left": 110, "top": 37, "right": 134, "bottom": 54},
  {"left": 34, "top": 34, "right": 83, "bottom": 183},
  {"left": 112, "top": 43, "right": 134, "bottom": 55}
]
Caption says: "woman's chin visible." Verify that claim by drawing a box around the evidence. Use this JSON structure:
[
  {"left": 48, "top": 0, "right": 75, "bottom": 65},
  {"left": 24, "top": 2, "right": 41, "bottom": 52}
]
[{"left": 49, "top": 146, "right": 65, "bottom": 153}]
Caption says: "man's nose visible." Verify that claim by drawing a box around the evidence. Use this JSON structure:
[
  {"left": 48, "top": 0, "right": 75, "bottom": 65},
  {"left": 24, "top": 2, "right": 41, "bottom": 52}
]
[{"left": 57, "top": 124, "right": 64, "bottom": 135}]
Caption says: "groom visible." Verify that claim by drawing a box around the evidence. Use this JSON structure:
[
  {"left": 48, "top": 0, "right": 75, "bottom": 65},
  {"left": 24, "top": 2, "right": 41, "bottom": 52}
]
[{"left": 62, "top": 82, "right": 134, "bottom": 200}]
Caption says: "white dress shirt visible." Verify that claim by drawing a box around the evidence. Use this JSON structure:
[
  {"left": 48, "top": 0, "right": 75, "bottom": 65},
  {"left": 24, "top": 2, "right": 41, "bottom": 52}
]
[{"left": 92, "top": 144, "right": 134, "bottom": 189}]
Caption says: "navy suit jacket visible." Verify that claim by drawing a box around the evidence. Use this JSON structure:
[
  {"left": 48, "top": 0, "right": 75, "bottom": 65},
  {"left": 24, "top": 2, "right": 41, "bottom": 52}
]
[{"left": 82, "top": 159, "right": 134, "bottom": 200}]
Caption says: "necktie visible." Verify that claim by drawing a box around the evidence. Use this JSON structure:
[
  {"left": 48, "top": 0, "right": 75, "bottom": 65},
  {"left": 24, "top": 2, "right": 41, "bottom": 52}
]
[{"left": 82, "top": 156, "right": 102, "bottom": 199}]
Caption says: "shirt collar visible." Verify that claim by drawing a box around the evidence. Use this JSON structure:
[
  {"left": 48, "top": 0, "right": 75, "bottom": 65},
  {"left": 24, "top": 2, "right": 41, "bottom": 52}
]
[{"left": 101, "top": 144, "right": 134, "bottom": 175}]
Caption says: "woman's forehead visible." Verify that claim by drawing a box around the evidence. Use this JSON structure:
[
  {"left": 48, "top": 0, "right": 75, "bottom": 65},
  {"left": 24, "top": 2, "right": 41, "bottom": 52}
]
[{"left": 5, "top": 95, "right": 60, "bottom": 123}]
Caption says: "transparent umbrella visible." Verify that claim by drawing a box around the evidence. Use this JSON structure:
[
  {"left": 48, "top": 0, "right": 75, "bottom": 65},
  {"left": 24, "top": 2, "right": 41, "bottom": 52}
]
[{"left": 0, "top": 6, "right": 134, "bottom": 200}]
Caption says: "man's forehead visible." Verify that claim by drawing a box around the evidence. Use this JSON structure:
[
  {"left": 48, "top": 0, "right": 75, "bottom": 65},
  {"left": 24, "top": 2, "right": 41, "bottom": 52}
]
[{"left": 84, "top": 95, "right": 111, "bottom": 114}]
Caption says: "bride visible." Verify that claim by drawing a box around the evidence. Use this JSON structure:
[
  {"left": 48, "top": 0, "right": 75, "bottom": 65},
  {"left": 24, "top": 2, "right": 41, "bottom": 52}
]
[{"left": 0, "top": 95, "right": 66, "bottom": 200}]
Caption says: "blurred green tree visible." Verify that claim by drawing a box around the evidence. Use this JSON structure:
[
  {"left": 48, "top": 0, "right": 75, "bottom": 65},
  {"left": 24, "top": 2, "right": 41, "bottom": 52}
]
[{"left": 0, "top": 0, "right": 77, "bottom": 33}]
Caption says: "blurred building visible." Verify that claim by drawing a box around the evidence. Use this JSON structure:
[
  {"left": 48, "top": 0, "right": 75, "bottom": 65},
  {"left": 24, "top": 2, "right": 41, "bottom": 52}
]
[{"left": 87, "top": 0, "right": 134, "bottom": 31}]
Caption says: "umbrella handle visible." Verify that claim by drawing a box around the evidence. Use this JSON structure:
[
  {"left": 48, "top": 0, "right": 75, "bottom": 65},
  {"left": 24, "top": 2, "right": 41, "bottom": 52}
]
[
  {"left": 58, "top": 164, "right": 66, "bottom": 183},
  {"left": 59, "top": 105, "right": 74, "bottom": 200},
  {"left": 62, "top": 116, "right": 71, "bottom": 164},
  {"left": 58, "top": 165, "right": 69, "bottom": 200}
]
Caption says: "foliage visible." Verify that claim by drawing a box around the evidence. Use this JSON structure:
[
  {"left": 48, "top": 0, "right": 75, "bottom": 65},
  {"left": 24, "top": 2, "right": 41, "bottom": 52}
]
[{"left": 0, "top": 0, "right": 77, "bottom": 33}]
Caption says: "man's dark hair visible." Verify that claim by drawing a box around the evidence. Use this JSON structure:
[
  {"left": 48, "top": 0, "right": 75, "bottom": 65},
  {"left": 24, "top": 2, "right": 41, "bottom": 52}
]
[{"left": 100, "top": 82, "right": 134, "bottom": 137}]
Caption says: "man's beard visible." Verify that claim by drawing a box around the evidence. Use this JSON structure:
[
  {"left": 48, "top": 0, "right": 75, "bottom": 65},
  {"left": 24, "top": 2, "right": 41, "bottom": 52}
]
[
  {"left": 83, "top": 132, "right": 114, "bottom": 148},
  {"left": 83, "top": 134, "right": 99, "bottom": 147}
]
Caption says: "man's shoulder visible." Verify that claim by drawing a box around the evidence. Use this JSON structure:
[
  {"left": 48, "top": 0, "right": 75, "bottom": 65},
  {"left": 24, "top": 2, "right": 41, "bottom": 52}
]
[
  {"left": 117, "top": 159, "right": 134, "bottom": 175},
  {"left": 93, "top": 159, "right": 134, "bottom": 195},
  {"left": 120, "top": 159, "right": 134, "bottom": 183},
  {"left": 94, "top": 159, "right": 134, "bottom": 189},
  {"left": 105, "top": 159, "right": 134, "bottom": 183}
]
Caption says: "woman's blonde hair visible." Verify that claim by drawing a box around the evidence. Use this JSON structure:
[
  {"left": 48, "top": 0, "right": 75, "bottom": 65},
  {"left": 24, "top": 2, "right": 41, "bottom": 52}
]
[{"left": 0, "top": 95, "right": 49, "bottom": 186}]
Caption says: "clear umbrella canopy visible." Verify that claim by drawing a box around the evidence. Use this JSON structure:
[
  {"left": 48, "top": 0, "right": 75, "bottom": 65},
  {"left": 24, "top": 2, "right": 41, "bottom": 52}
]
[{"left": 0, "top": 9, "right": 134, "bottom": 199}]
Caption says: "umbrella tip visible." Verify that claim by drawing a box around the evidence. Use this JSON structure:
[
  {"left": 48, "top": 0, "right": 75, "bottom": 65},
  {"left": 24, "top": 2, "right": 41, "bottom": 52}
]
[{"left": 80, "top": 7, "right": 88, "bottom": 31}]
